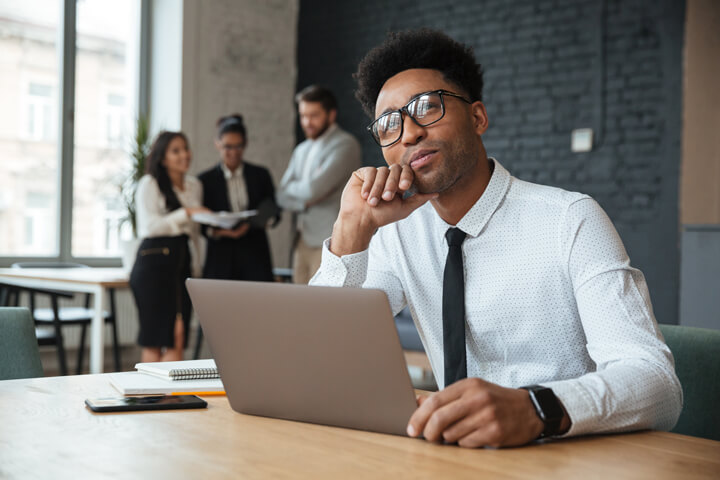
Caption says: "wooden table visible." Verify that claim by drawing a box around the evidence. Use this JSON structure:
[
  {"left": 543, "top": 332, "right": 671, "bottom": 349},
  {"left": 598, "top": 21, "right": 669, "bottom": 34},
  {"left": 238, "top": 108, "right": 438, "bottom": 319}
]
[
  {"left": 1, "top": 375, "right": 718, "bottom": 479},
  {"left": 0, "top": 268, "right": 129, "bottom": 374}
]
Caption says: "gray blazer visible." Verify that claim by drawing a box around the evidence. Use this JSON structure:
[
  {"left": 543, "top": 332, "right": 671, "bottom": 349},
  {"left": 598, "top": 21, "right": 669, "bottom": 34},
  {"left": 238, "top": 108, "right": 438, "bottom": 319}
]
[{"left": 277, "top": 124, "right": 362, "bottom": 247}]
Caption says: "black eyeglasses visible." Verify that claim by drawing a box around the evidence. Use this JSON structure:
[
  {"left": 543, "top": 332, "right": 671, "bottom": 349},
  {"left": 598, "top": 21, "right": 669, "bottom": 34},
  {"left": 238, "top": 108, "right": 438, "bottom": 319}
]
[
  {"left": 367, "top": 89, "right": 472, "bottom": 147},
  {"left": 221, "top": 143, "right": 245, "bottom": 152}
]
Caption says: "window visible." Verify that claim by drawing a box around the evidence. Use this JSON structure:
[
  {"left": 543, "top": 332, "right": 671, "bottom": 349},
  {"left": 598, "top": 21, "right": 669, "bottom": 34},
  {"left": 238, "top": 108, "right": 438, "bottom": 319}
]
[
  {"left": 105, "top": 93, "right": 127, "bottom": 147},
  {"left": 23, "top": 192, "right": 54, "bottom": 253},
  {"left": 0, "top": 0, "right": 143, "bottom": 262},
  {"left": 72, "top": 0, "right": 140, "bottom": 257},
  {"left": 26, "top": 83, "right": 56, "bottom": 141},
  {"left": 0, "top": 0, "right": 60, "bottom": 257}
]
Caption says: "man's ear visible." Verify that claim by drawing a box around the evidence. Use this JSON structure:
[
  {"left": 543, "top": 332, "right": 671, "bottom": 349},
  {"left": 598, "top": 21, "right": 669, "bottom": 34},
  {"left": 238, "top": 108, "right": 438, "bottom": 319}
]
[
  {"left": 471, "top": 102, "right": 489, "bottom": 136},
  {"left": 214, "top": 138, "right": 222, "bottom": 152},
  {"left": 328, "top": 108, "right": 338, "bottom": 124}
]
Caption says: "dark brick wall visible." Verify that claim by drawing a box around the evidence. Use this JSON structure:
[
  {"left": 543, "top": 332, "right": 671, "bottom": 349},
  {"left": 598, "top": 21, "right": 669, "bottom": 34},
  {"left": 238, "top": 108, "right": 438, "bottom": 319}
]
[{"left": 297, "top": 0, "right": 685, "bottom": 324}]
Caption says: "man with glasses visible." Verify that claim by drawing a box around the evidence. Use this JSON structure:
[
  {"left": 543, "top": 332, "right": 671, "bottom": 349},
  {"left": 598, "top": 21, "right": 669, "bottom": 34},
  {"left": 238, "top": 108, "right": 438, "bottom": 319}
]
[
  {"left": 278, "top": 85, "right": 362, "bottom": 284},
  {"left": 311, "top": 29, "right": 681, "bottom": 447}
]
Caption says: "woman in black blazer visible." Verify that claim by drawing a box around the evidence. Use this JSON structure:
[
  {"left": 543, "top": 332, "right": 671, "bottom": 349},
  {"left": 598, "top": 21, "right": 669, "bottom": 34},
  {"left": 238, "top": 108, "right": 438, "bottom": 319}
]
[{"left": 198, "top": 114, "right": 280, "bottom": 282}]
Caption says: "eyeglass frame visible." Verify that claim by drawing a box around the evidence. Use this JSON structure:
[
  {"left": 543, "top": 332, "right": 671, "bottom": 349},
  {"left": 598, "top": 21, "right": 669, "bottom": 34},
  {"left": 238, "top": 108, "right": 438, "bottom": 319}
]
[
  {"left": 220, "top": 143, "right": 246, "bottom": 152},
  {"left": 366, "top": 89, "right": 473, "bottom": 147}
]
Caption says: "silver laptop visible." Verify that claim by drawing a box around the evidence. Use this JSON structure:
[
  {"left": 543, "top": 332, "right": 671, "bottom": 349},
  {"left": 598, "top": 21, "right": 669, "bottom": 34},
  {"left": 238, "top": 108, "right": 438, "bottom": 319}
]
[{"left": 186, "top": 279, "right": 418, "bottom": 436}]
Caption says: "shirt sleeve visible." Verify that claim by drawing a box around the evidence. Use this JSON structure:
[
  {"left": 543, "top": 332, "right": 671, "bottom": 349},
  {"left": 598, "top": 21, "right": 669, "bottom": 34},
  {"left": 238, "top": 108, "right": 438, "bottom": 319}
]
[
  {"left": 135, "top": 175, "right": 191, "bottom": 237},
  {"left": 278, "top": 136, "right": 360, "bottom": 210},
  {"left": 310, "top": 227, "right": 407, "bottom": 316},
  {"left": 543, "top": 198, "right": 682, "bottom": 437},
  {"left": 277, "top": 147, "right": 306, "bottom": 212}
]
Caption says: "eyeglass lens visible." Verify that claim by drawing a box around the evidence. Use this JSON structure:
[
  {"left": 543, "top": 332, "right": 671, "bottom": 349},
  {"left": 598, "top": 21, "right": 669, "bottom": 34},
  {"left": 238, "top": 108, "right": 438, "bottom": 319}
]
[{"left": 373, "top": 92, "right": 444, "bottom": 145}]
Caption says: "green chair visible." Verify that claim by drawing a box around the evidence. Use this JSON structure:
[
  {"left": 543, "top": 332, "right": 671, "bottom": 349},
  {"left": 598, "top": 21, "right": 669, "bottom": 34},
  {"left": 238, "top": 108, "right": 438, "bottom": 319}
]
[
  {"left": 0, "top": 307, "right": 44, "bottom": 380},
  {"left": 659, "top": 323, "right": 720, "bottom": 441}
]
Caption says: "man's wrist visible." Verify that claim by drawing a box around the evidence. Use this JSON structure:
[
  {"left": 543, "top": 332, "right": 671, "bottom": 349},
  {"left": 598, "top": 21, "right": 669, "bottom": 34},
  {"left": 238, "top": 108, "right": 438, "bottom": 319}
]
[
  {"left": 521, "top": 385, "right": 569, "bottom": 438},
  {"left": 329, "top": 215, "right": 375, "bottom": 256}
]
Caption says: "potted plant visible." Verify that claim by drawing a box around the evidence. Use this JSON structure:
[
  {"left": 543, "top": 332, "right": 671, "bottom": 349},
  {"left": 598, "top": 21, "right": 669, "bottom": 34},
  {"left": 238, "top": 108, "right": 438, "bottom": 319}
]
[{"left": 119, "top": 114, "right": 150, "bottom": 271}]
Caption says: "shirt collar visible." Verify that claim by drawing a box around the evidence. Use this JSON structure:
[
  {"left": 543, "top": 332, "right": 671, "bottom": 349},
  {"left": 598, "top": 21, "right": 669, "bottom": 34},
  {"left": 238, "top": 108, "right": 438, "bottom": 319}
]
[
  {"left": 433, "top": 157, "right": 511, "bottom": 240},
  {"left": 220, "top": 161, "right": 244, "bottom": 180}
]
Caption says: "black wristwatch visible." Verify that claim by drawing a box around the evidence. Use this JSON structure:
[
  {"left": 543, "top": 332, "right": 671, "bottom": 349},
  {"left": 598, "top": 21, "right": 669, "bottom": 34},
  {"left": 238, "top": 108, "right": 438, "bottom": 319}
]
[{"left": 521, "top": 385, "right": 565, "bottom": 438}]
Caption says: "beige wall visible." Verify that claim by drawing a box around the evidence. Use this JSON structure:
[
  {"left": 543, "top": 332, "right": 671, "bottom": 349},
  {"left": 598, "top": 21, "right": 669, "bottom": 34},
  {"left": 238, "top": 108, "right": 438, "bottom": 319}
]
[
  {"left": 181, "top": 0, "right": 299, "bottom": 267},
  {"left": 681, "top": 0, "right": 720, "bottom": 225}
]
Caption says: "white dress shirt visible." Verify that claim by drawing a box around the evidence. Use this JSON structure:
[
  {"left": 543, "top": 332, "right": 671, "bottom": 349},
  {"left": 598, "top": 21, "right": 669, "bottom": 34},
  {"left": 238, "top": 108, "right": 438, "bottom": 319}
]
[
  {"left": 310, "top": 158, "right": 682, "bottom": 438},
  {"left": 220, "top": 162, "right": 249, "bottom": 212},
  {"left": 135, "top": 174, "right": 204, "bottom": 276}
]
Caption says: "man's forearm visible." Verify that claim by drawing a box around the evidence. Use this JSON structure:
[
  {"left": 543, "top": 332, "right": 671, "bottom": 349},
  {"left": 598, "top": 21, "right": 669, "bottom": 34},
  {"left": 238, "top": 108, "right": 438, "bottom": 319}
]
[{"left": 329, "top": 214, "right": 376, "bottom": 257}]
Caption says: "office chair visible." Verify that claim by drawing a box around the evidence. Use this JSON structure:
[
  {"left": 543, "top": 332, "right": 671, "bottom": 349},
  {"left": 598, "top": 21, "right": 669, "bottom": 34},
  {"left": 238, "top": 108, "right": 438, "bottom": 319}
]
[
  {"left": 11, "top": 262, "right": 121, "bottom": 375},
  {"left": 659, "top": 323, "right": 720, "bottom": 441},
  {"left": 0, "top": 307, "right": 44, "bottom": 380}
]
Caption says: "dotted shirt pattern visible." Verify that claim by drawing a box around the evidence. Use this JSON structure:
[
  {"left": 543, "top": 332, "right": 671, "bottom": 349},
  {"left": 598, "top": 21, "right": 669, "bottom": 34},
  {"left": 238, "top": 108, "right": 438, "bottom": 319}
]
[{"left": 311, "top": 158, "right": 682, "bottom": 438}]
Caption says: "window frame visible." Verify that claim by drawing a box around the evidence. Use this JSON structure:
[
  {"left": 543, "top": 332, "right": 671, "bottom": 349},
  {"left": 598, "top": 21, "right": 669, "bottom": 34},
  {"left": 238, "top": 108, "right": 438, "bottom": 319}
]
[{"left": 0, "top": 0, "right": 149, "bottom": 268}]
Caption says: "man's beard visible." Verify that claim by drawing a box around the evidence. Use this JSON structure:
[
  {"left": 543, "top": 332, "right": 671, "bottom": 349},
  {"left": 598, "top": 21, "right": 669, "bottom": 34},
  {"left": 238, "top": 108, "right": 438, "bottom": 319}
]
[
  {"left": 405, "top": 139, "right": 478, "bottom": 195},
  {"left": 304, "top": 119, "right": 331, "bottom": 140}
]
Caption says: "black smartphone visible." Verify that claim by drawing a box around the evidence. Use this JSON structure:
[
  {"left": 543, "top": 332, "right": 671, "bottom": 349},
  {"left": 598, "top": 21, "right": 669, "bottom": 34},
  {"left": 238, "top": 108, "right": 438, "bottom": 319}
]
[{"left": 85, "top": 395, "right": 207, "bottom": 412}]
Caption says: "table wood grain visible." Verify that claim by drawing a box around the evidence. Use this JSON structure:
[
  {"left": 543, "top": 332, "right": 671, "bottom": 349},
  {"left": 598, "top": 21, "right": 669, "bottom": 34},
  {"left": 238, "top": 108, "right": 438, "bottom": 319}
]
[{"left": 1, "top": 375, "right": 718, "bottom": 479}]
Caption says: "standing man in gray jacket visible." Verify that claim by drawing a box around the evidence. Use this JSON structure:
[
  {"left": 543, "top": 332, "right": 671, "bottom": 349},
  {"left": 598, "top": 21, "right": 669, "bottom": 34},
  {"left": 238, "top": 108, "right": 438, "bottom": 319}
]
[{"left": 278, "top": 85, "right": 362, "bottom": 283}]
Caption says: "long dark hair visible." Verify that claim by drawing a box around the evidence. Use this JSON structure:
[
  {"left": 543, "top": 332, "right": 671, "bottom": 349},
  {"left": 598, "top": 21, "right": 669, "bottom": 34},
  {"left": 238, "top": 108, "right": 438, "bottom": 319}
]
[{"left": 146, "top": 130, "right": 188, "bottom": 212}]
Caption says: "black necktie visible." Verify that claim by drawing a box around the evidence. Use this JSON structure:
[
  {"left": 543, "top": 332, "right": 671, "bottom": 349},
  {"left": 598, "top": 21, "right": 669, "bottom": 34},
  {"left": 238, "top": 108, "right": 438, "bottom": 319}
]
[{"left": 443, "top": 227, "right": 467, "bottom": 387}]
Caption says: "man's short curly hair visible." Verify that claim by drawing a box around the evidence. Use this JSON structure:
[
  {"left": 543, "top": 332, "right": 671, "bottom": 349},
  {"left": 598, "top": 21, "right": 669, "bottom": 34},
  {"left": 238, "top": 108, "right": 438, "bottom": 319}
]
[{"left": 354, "top": 28, "right": 484, "bottom": 118}]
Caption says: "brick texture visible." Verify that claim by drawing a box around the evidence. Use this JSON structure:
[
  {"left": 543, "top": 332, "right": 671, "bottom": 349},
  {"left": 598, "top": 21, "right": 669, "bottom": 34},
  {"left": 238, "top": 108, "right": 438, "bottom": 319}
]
[{"left": 297, "top": 0, "right": 684, "bottom": 324}]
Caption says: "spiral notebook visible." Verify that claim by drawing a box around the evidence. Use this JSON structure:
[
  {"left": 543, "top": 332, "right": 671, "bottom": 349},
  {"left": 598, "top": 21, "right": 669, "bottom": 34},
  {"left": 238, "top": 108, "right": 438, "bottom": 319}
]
[{"left": 134, "top": 359, "right": 219, "bottom": 380}]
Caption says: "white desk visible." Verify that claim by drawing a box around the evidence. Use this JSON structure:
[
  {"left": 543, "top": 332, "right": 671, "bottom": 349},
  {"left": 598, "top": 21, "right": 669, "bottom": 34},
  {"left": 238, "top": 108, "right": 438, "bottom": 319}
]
[{"left": 0, "top": 268, "right": 129, "bottom": 373}]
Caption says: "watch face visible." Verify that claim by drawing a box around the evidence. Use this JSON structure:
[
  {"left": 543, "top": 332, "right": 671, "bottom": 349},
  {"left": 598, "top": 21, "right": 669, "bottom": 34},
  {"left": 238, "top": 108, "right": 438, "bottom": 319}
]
[{"left": 533, "top": 388, "right": 564, "bottom": 422}]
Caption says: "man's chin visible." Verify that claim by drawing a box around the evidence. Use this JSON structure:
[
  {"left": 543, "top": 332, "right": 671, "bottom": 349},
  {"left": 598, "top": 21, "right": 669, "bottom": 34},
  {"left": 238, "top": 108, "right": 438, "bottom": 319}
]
[
  {"left": 413, "top": 174, "right": 453, "bottom": 195},
  {"left": 412, "top": 180, "right": 436, "bottom": 195}
]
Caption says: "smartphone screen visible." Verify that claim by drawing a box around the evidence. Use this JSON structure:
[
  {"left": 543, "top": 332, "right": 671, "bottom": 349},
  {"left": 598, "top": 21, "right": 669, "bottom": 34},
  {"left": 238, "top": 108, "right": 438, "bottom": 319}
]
[{"left": 85, "top": 395, "right": 207, "bottom": 412}]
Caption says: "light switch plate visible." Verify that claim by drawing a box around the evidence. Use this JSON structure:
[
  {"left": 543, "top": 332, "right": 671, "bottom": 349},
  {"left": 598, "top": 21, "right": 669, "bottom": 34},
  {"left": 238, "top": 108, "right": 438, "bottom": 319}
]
[{"left": 571, "top": 128, "right": 593, "bottom": 152}]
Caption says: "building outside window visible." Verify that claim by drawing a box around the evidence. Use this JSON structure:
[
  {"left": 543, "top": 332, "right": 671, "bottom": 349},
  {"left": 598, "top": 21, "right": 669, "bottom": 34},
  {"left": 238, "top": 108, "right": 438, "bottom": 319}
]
[{"left": 0, "top": 0, "right": 141, "bottom": 260}]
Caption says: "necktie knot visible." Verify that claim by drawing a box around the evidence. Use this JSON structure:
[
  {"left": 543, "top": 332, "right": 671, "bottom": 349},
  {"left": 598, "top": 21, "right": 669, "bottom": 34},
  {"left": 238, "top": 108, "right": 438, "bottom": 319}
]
[{"left": 445, "top": 227, "right": 467, "bottom": 247}]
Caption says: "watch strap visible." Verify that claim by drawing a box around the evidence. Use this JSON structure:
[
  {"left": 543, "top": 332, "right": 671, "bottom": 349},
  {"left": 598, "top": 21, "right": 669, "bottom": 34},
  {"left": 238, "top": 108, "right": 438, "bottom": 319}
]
[{"left": 521, "top": 385, "right": 564, "bottom": 438}]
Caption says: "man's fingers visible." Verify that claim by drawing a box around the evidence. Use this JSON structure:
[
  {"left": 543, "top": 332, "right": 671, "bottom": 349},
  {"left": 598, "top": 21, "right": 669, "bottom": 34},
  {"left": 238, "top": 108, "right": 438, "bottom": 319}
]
[
  {"left": 441, "top": 408, "right": 490, "bottom": 444},
  {"left": 381, "top": 164, "right": 402, "bottom": 201},
  {"left": 368, "top": 167, "right": 390, "bottom": 206},
  {"left": 407, "top": 388, "right": 458, "bottom": 437},
  {"left": 353, "top": 167, "right": 376, "bottom": 200},
  {"left": 422, "top": 400, "right": 473, "bottom": 443},
  {"left": 457, "top": 427, "right": 497, "bottom": 449},
  {"left": 399, "top": 165, "right": 414, "bottom": 191}
]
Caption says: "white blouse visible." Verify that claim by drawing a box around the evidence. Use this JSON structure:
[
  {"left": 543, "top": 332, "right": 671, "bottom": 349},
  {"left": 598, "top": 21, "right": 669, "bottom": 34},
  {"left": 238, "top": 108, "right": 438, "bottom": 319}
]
[{"left": 135, "top": 174, "right": 204, "bottom": 276}]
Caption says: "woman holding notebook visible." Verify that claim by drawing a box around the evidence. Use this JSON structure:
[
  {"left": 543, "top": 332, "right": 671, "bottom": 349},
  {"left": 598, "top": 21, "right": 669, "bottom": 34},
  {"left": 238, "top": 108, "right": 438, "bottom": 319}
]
[
  {"left": 129, "top": 131, "right": 209, "bottom": 363},
  {"left": 197, "top": 114, "right": 280, "bottom": 282}
]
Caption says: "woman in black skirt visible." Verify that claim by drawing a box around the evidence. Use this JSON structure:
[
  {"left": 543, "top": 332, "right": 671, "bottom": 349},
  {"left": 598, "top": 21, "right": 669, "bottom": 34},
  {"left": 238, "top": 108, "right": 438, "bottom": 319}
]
[{"left": 129, "top": 131, "right": 209, "bottom": 363}]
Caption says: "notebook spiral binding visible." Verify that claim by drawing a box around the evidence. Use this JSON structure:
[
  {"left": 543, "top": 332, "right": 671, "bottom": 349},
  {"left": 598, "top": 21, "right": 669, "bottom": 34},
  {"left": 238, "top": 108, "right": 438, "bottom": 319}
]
[{"left": 169, "top": 368, "right": 220, "bottom": 380}]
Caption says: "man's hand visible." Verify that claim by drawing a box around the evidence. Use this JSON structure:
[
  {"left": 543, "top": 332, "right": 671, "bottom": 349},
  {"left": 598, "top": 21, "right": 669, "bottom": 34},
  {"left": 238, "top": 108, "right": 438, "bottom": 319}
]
[
  {"left": 408, "top": 378, "right": 549, "bottom": 448},
  {"left": 330, "top": 164, "right": 437, "bottom": 256}
]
